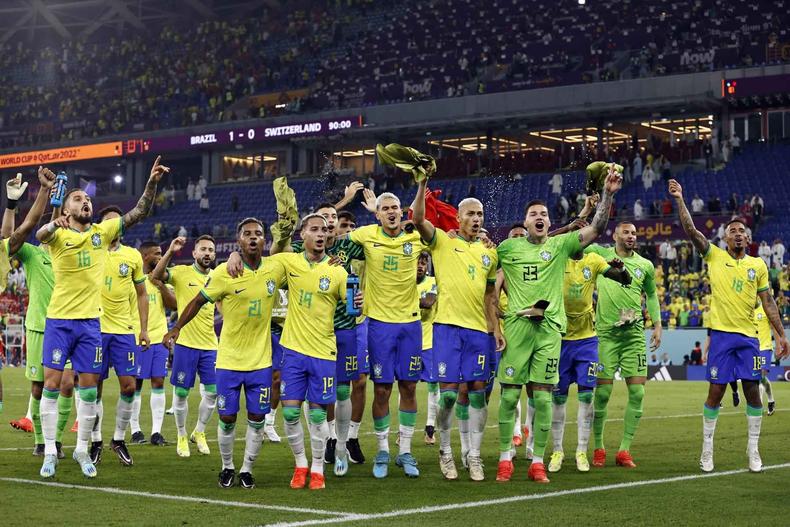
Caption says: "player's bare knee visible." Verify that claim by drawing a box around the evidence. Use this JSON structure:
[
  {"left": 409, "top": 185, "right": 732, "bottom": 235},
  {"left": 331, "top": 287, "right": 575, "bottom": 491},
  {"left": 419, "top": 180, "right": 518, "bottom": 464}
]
[
  {"left": 31, "top": 381, "right": 44, "bottom": 399},
  {"left": 151, "top": 377, "right": 164, "bottom": 390},
  {"left": 220, "top": 414, "right": 237, "bottom": 425}
]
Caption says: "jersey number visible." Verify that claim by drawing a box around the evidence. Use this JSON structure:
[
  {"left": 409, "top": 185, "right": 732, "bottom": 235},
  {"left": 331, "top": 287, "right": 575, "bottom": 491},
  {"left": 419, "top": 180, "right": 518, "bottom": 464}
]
[
  {"left": 94, "top": 346, "right": 103, "bottom": 364},
  {"left": 77, "top": 250, "right": 91, "bottom": 268},
  {"left": 522, "top": 265, "right": 538, "bottom": 281},
  {"left": 248, "top": 299, "right": 262, "bottom": 318},
  {"left": 383, "top": 255, "right": 399, "bottom": 271},
  {"left": 545, "top": 357, "right": 558, "bottom": 376},
  {"left": 322, "top": 377, "right": 334, "bottom": 394},
  {"left": 468, "top": 265, "right": 476, "bottom": 280},
  {"left": 345, "top": 355, "right": 358, "bottom": 373},
  {"left": 127, "top": 351, "right": 135, "bottom": 366},
  {"left": 298, "top": 290, "right": 313, "bottom": 308},
  {"left": 731, "top": 278, "right": 744, "bottom": 293},
  {"left": 105, "top": 276, "right": 112, "bottom": 291},
  {"left": 638, "top": 354, "right": 647, "bottom": 369},
  {"left": 409, "top": 356, "right": 422, "bottom": 372},
  {"left": 568, "top": 283, "right": 583, "bottom": 299},
  {"left": 259, "top": 387, "right": 270, "bottom": 407}
]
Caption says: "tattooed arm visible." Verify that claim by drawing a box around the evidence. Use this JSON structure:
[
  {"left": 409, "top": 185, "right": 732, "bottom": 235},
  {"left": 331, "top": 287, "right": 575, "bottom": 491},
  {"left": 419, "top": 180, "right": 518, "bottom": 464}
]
[
  {"left": 122, "top": 156, "right": 169, "bottom": 230},
  {"left": 668, "top": 179, "right": 710, "bottom": 255},
  {"left": 758, "top": 290, "right": 789, "bottom": 359},
  {"left": 577, "top": 167, "right": 622, "bottom": 249}
]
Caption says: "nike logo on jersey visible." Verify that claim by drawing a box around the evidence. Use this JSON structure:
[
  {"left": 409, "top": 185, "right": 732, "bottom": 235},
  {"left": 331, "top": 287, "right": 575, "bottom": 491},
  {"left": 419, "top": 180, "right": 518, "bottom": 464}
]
[
  {"left": 454, "top": 248, "right": 465, "bottom": 253},
  {"left": 235, "top": 288, "right": 246, "bottom": 294},
  {"left": 725, "top": 263, "right": 734, "bottom": 267},
  {"left": 373, "top": 243, "right": 383, "bottom": 247},
  {"left": 65, "top": 242, "right": 75, "bottom": 247},
  {"left": 188, "top": 282, "right": 198, "bottom": 287},
  {"left": 289, "top": 272, "right": 300, "bottom": 278}
]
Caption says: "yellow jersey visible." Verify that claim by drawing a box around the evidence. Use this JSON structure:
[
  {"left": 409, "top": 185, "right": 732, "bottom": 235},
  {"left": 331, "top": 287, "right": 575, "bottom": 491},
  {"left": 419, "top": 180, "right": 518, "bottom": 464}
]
[
  {"left": 130, "top": 276, "right": 171, "bottom": 343},
  {"left": 166, "top": 264, "right": 217, "bottom": 350},
  {"left": 754, "top": 304, "right": 773, "bottom": 352},
  {"left": 46, "top": 217, "right": 123, "bottom": 320},
  {"left": 202, "top": 260, "right": 286, "bottom": 371},
  {"left": 348, "top": 225, "right": 426, "bottom": 323},
  {"left": 417, "top": 276, "right": 437, "bottom": 350},
  {"left": 100, "top": 244, "right": 145, "bottom": 334},
  {"left": 704, "top": 245, "right": 769, "bottom": 337},
  {"left": 273, "top": 252, "right": 348, "bottom": 360},
  {"left": 428, "top": 229, "right": 497, "bottom": 333},
  {"left": 563, "top": 253, "right": 610, "bottom": 341}
]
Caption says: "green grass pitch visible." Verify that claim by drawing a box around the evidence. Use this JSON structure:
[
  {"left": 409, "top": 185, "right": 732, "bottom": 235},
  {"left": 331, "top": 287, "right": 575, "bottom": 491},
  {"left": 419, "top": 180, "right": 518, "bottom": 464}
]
[{"left": 1, "top": 366, "right": 788, "bottom": 526}]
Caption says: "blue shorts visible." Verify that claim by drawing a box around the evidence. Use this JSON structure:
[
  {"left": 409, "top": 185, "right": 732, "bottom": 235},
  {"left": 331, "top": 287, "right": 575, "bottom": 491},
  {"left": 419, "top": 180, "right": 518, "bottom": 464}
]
[
  {"left": 433, "top": 324, "right": 490, "bottom": 384},
  {"left": 706, "top": 330, "right": 761, "bottom": 384},
  {"left": 759, "top": 349, "right": 772, "bottom": 371},
  {"left": 43, "top": 318, "right": 103, "bottom": 374},
  {"left": 368, "top": 318, "right": 422, "bottom": 383},
  {"left": 335, "top": 328, "right": 360, "bottom": 382},
  {"left": 555, "top": 336, "right": 599, "bottom": 394},
  {"left": 100, "top": 333, "right": 138, "bottom": 379},
  {"left": 216, "top": 367, "right": 272, "bottom": 416},
  {"left": 137, "top": 343, "right": 168, "bottom": 379},
  {"left": 421, "top": 348, "right": 437, "bottom": 383},
  {"left": 280, "top": 347, "right": 336, "bottom": 405},
  {"left": 487, "top": 347, "right": 501, "bottom": 395},
  {"left": 170, "top": 344, "right": 217, "bottom": 389},
  {"left": 271, "top": 332, "right": 285, "bottom": 371},
  {"left": 356, "top": 318, "right": 370, "bottom": 375}
]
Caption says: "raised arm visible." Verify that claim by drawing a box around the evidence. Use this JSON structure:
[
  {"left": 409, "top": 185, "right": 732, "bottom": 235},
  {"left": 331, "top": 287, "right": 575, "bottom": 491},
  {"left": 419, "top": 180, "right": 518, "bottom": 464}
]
[
  {"left": 122, "top": 156, "right": 169, "bottom": 230},
  {"left": 758, "top": 290, "right": 789, "bottom": 359},
  {"left": 577, "top": 167, "right": 622, "bottom": 249},
  {"left": 135, "top": 281, "right": 150, "bottom": 349},
  {"left": 36, "top": 216, "right": 69, "bottom": 243},
  {"left": 162, "top": 293, "right": 209, "bottom": 350},
  {"left": 334, "top": 181, "right": 364, "bottom": 211},
  {"left": 411, "top": 178, "right": 436, "bottom": 243},
  {"left": 152, "top": 236, "right": 185, "bottom": 283},
  {"left": 7, "top": 168, "right": 56, "bottom": 255},
  {"left": 2, "top": 173, "right": 28, "bottom": 239},
  {"left": 668, "top": 179, "right": 710, "bottom": 255}
]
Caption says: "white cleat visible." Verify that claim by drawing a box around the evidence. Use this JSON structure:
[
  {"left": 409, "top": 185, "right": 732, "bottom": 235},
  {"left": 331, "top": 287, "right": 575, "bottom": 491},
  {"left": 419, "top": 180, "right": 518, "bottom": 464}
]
[
  {"left": 334, "top": 450, "right": 349, "bottom": 477},
  {"left": 699, "top": 449, "right": 714, "bottom": 473},
  {"left": 467, "top": 454, "right": 484, "bottom": 482},
  {"left": 40, "top": 454, "right": 58, "bottom": 478},
  {"left": 263, "top": 424, "right": 281, "bottom": 443},
  {"left": 439, "top": 451, "right": 458, "bottom": 480},
  {"left": 575, "top": 451, "right": 590, "bottom": 472},
  {"left": 548, "top": 451, "right": 564, "bottom": 473},
  {"left": 73, "top": 450, "right": 97, "bottom": 478},
  {"left": 748, "top": 448, "right": 763, "bottom": 473}
]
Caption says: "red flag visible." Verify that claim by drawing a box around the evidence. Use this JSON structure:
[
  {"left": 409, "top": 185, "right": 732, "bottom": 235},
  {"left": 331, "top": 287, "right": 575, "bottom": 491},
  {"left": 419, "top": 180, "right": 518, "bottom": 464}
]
[{"left": 408, "top": 187, "right": 459, "bottom": 231}]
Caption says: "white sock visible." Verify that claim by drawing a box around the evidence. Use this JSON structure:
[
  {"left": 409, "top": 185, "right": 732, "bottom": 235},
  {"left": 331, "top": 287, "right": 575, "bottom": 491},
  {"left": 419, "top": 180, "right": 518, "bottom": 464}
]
[
  {"left": 426, "top": 389, "right": 439, "bottom": 427},
  {"left": 241, "top": 420, "right": 265, "bottom": 473},
  {"left": 174, "top": 394, "right": 188, "bottom": 436},
  {"left": 195, "top": 390, "right": 217, "bottom": 433},
  {"left": 41, "top": 396, "right": 58, "bottom": 456},
  {"left": 113, "top": 396, "right": 134, "bottom": 441},
  {"left": 499, "top": 449, "right": 512, "bottom": 462},
  {"left": 348, "top": 420, "right": 361, "bottom": 439},
  {"left": 532, "top": 455, "right": 544, "bottom": 465},
  {"left": 130, "top": 392, "right": 142, "bottom": 434},
  {"left": 398, "top": 423, "right": 414, "bottom": 455},
  {"left": 264, "top": 408, "right": 277, "bottom": 427},
  {"left": 217, "top": 423, "right": 236, "bottom": 470},
  {"left": 375, "top": 426, "right": 390, "bottom": 452},
  {"left": 167, "top": 385, "right": 176, "bottom": 411},
  {"left": 285, "top": 417, "right": 308, "bottom": 468},
  {"left": 309, "top": 420, "right": 328, "bottom": 474},
  {"left": 438, "top": 404, "right": 453, "bottom": 453},
  {"left": 468, "top": 404, "right": 487, "bottom": 458},
  {"left": 526, "top": 399, "right": 535, "bottom": 451},
  {"left": 327, "top": 419, "right": 337, "bottom": 440},
  {"left": 576, "top": 399, "right": 594, "bottom": 453},
  {"left": 150, "top": 390, "right": 166, "bottom": 435},
  {"left": 747, "top": 414, "right": 762, "bottom": 452},
  {"left": 551, "top": 401, "right": 566, "bottom": 452},
  {"left": 335, "top": 398, "right": 352, "bottom": 454},
  {"left": 702, "top": 415, "right": 717, "bottom": 452},
  {"left": 759, "top": 383, "right": 766, "bottom": 406},
  {"left": 764, "top": 379, "right": 774, "bottom": 403},
  {"left": 77, "top": 399, "right": 97, "bottom": 453},
  {"left": 91, "top": 399, "right": 103, "bottom": 442},
  {"left": 26, "top": 394, "right": 33, "bottom": 420},
  {"left": 458, "top": 414, "right": 470, "bottom": 456},
  {"left": 513, "top": 398, "right": 522, "bottom": 437}
]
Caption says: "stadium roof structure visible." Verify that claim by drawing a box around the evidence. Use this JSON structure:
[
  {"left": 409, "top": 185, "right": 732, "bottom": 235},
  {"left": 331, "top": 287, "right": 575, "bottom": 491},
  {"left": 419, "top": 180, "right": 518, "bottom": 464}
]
[{"left": 0, "top": 0, "right": 273, "bottom": 44}]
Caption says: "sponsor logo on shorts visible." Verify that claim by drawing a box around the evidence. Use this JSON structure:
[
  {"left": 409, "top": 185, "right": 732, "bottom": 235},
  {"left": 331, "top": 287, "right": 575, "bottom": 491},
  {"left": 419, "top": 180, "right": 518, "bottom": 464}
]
[
  {"left": 747, "top": 268, "right": 756, "bottom": 281},
  {"left": 505, "top": 366, "right": 515, "bottom": 378},
  {"left": 266, "top": 279, "right": 276, "bottom": 295},
  {"left": 51, "top": 348, "right": 63, "bottom": 364},
  {"left": 319, "top": 276, "right": 331, "bottom": 291},
  {"left": 373, "top": 363, "right": 383, "bottom": 378},
  {"left": 437, "top": 362, "right": 447, "bottom": 377},
  {"left": 540, "top": 250, "right": 552, "bottom": 261},
  {"left": 403, "top": 242, "right": 413, "bottom": 255},
  {"left": 217, "top": 395, "right": 226, "bottom": 410},
  {"left": 91, "top": 233, "right": 102, "bottom": 247},
  {"left": 482, "top": 254, "right": 491, "bottom": 267},
  {"left": 119, "top": 263, "right": 129, "bottom": 277},
  {"left": 710, "top": 366, "right": 718, "bottom": 380},
  {"left": 582, "top": 266, "right": 592, "bottom": 280},
  {"left": 177, "top": 371, "right": 186, "bottom": 384}
]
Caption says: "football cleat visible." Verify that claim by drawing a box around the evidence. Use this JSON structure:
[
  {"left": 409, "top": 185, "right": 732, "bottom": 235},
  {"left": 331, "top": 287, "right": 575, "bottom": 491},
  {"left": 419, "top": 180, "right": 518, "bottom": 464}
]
[
  {"left": 110, "top": 439, "right": 134, "bottom": 466},
  {"left": 512, "top": 435, "right": 523, "bottom": 447},
  {"left": 130, "top": 431, "right": 147, "bottom": 444},
  {"left": 699, "top": 449, "right": 714, "bottom": 473},
  {"left": 615, "top": 450, "right": 637, "bottom": 468},
  {"left": 732, "top": 390, "right": 741, "bottom": 408},
  {"left": 238, "top": 471, "right": 255, "bottom": 489},
  {"left": 309, "top": 472, "right": 325, "bottom": 490},
  {"left": 548, "top": 451, "right": 564, "bottom": 473},
  {"left": 334, "top": 450, "right": 349, "bottom": 477},
  {"left": 346, "top": 438, "right": 365, "bottom": 464},
  {"left": 39, "top": 454, "right": 58, "bottom": 478},
  {"left": 495, "top": 460, "right": 514, "bottom": 482},
  {"left": 748, "top": 448, "right": 763, "bottom": 473},
  {"left": 372, "top": 450, "right": 390, "bottom": 479},
  {"left": 324, "top": 438, "right": 336, "bottom": 464},
  {"left": 89, "top": 441, "right": 103, "bottom": 465},
  {"left": 424, "top": 425, "right": 436, "bottom": 445},
  {"left": 150, "top": 432, "right": 167, "bottom": 446},
  {"left": 176, "top": 435, "right": 190, "bottom": 457},
  {"left": 263, "top": 424, "right": 281, "bottom": 443},
  {"left": 592, "top": 448, "right": 606, "bottom": 467},
  {"left": 73, "top": 450, "right": 97, "bottom": 478},
  {"left": 56, "top": 441, "right": 65, "bottom": 460},
  {"left": 33, "top": 444, "right": 45, "bottom": 456},
  {"left": 10, "top": 417, "right": 33, "bottom": 433},
  {"left": 395, "top": 453, "right": 419, "bottom": 478},
  {"left": 439, "top": 451, "right": 458, "bottom": 480},
  {"left": 528, "top": 462, "right": 550, "bottom": 483},
  {"left": 576, "top": 451, "right": 590, "bottom": 472},
  {"left": 467, "top": 454, "right": 484, "bottom": 481},
  {"left": 767, "top": 401, "right": 775, "bottom": 416},
  {"left": 70, "top": 420, "right": 78, "bottom": 433},
  {"left": 190, "top": 431, "right": 210, "bottom": 455},
  {"left": 218, "top": 468, "right": 235, "bottom": 488},
  {"left": 290, "top": 467, "right": 308, "bottom": 489}
]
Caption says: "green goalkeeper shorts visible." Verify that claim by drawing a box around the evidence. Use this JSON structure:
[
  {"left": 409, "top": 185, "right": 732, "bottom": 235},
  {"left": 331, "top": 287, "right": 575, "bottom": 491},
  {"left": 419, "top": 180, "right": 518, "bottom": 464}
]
[
  {"left": 497, "top": 316, "right": 561, "bottom": 385},
  {"left": 25, "top": 329, "right": 45, "bottom": 382},
  {"left": 597, "top": 323, "right": 647, "bottom": 380}
]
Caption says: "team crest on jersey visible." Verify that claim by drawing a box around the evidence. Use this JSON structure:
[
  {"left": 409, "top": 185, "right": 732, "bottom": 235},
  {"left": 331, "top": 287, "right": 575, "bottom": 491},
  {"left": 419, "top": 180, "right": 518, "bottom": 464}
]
[
  {"left": 319, "top": 276, "right": 331, "bottom": 291},
  {"left": 438, "top": 362, "right": 447, "bottom": 376},
  {"left": 266, "top": 279, "right": 276, "bottom": 295},
  {"left": 403, "top": 242, "right": 413, "bottom": 256},
  {"left": 119, "top": 263, "right": 129, "bottom": 277},
  {"left": 710, "top": 367, "right": 718, "bottom": 380},
  {"left": 51, "top": 349, "right": 62, "bottom": 364},
  {"left": 217, "top": 395, "right": 226, "bottom": 411},
  {"left": 177, "top": 371, "right": 186, "bottom": 384},
  {"left": 747, "top": 268, "right": 756, "bottom": 281},
  {"left": 634, "top": 268, "right": 643, "bottom": 280},
  {"left": 505, "top": 366, "right": 515, "bottom": 378},
  {"left": 91, "top": 233, "right": 102, "bottom": 247},
  {"left": 582, "top": 266, "right": 592, "bottom": 280},
  {"left": 482, "top": 254, "right": 491, "bottom": 267},
  {"left": 539, "top": 250, "right": 551, "bottom": 261},
  {"left": 373, "top": 363, "right": 383, "bottom": 378}
]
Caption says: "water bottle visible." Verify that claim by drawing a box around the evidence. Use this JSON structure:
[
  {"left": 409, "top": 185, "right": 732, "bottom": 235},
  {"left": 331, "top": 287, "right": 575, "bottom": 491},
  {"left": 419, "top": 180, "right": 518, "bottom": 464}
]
[
  {"left": 50, "top": 172, "right": 68, "bottom": 207},
  {"left": 346, "top": 273, "right": 361, "bottom": 317}
]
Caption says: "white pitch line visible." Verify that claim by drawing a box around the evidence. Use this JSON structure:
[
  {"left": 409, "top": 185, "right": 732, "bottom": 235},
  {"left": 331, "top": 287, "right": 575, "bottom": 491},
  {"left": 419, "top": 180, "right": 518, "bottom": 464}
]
[
  {"left": 259, "top": 462, "right": 790, "bottom": 527},
  {"left": 0, "top": 477, "right": 351, "bottom": 517}
]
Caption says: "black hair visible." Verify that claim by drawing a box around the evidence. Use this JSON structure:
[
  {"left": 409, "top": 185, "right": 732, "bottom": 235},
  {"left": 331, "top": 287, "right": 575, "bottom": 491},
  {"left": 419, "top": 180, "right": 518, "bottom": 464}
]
[
  {"left": 315, "top": 202, "right": 337, "bottom": 212},
  {"left": 98, "top": 205, "right": 123, "bottom": 220},
  {"left": 725, "top": 217, "right": 748, "bottom": 230},
  {"left": 64, "top": 187, "right": 83, "bottom": 203},
  {"left": 524, "top": 200, "right": 547, "bottom": 214},
  {"left": 139, "top": 241, "right": 160, "bottom": 251},
  {"left": 195, "top": 234, "right": 215, "bottom": 245},
  {"left": 237, "top": 217, "right": 264, "bottom": 234},
  {"left": 338, "top": 211, "right": 356, "bottom": 223},
  {"left": 509, "top": 222, "right": 526, "bottom": 232}
]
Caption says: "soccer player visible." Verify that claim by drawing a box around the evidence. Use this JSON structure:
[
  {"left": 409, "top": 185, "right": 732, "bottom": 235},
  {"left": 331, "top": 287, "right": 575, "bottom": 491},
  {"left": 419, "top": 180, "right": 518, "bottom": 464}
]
[
  {"left": 276, "top": 214, "right": 352, "bottom": 490},
  {"left": 35, "top": 156, "right": 167, "bottom": 478},
  {"left": 495, "top": 167, "right": 622, "bottom": 484},
  {"left": 130, "top": 241, "right": 177, "bottom": 445},
  {"left": 345, "top": 192, "right": 427, "bottom": 478},
  {"left": 152, "top": 234, "right": 218, "bottom": 457},
  {"left": 754, "top": 300, "right": 777, "bottom": 415},
  {"left": 586, "top": 222, "right": 661, "bottom": 469},
  {"left": 415, "top": 251, "right": 438, "bottom": 445},
  {"left": 164, "top": 218, "right": 284, "bottom": 489},
  {"left": 669, "top": 179, "right": 789, "bottom": 472},
  {"left": 412, "top": 182, "right": 500, "bottom": 481},
  {"left": 92, "top": 205, "right": 150, "bottom": 466}
]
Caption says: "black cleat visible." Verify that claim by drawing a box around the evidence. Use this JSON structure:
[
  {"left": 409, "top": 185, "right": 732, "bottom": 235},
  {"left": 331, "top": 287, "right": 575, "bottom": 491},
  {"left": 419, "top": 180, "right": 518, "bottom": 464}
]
[
  {"left": 150, "top": 432, "right": 167, "bottom": 446},
  {"left": 768, "top": 401, "right": 775, "bottom": 416},
  {"left": 131, "top": 431, "right": 147, "bottom": 444},
  {"left": 90, "top": 441, "right": 103, "bottom": 465},
  {"left": 33, "top": 444, "right": 45, "bottom": 456},
  {"left": 56, "top": 441, "right": 65, "bottom": 459},
  {"left": 732, "top": 390, "right": 741, "bottom": 407},
  {"left": 324, "top": 438, "right": 337, "bottom": 464},
  {"left": 110, "top": 439, "right": 134, "bottom": 466},
  {"left": 238, "top": 472, "right": 255, "bottom": 489},
  {"left": 218, "top": 468, "right": 235, "bottom": 488},
  {"left": 346, "top": 437, "right": 365, "bottom": 464}
]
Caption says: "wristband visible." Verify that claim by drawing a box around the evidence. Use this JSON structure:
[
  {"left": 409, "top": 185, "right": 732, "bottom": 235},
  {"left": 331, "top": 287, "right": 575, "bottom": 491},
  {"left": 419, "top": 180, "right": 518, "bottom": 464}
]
[{"left": 6, "top": 198, "right": 18, "bottom": 210}]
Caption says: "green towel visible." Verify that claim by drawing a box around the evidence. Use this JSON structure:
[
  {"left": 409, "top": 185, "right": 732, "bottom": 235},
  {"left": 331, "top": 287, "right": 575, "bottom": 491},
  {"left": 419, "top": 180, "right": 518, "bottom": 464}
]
[
  {"left": 271, "top": 176, "right": 299, "bottom": 245},
  {"left": 585, "top": 161, "right": 623, "bottom": 194},
  {"left": 376, "top": 143, "right": 436, "bottom": 182}
]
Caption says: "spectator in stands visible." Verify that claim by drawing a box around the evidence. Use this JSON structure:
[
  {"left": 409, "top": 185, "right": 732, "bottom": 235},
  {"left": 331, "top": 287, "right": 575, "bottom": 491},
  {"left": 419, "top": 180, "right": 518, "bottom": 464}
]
[
  {"left": 689, "top": 304, "right": 702, "bottom": 327},
  {"left": 154, "top": 222, "right": 162, "bottom": 241},
  {"left": 660, "top": 303, "right": 671, "bottom": 328},
  {"left": 759, "top": 241, "right": 773, "bottom": 268},
  {"left": 739, "top": 199, "right": 752, "bottom": 219},
  {"left": 661, "top": 197, "right": 673, "bottom": 216},
  {"left": 642, "top": 162, "right": 656, "bottom": 190},
  {"left": 691, "top": 195, "right": 705, "bottom": 214},
  {"left": 549, "top": 173, "right": 563, "bottom": 195},
  {"left": 198, "top": 175, "right": 208, "bottom": 197},
  {"left": 634, "top": 199, "right": 645, "bottom": 220},
  {"left": 212, "top": 224, "right": 222, "bottom": 238},
  {"left": 191, "top": 224, "right": 199, "bottom": 238},
  {"left": 690, "top": 342, "right": 703, "bottom": 365},
  {"left": 660, "top": 155, "right": 671, "bottom": 180},
  {"left": 751, "top": 194, "right": 764, "bottom": 227},
  {"left": 722, "top": 138, "right": 731, "bottom": 163},
  {"left": 708, "top": 196, "right": 721, "bottom": 213},
  {"left": 177, "top": 225, "right": 188, "bottom": 238},
  {"left": 165, "top": 185, "right": 176, "bottom": 208},
  {"left": 659, "top": 240, "right": 677, "bottom": 280},
  {"left": 731, "top": 132, "right": 741, "bottom": 156},
  {"left": 703, "top": 139, "right": 714, "bottom": 169},
  {"left": 200, "top": 193, "right": 210, "bottom": 213},
  {"left": 772, "top": 239, "right": 786, "bottom": 269},
  {"left": 683, "top": 355, "right": 690, "bottom": 366},
  {"left": 649, "top": 353, "right": 659, "bottom": 366},
  {"left": 187, "top": 179, "right": 197, "bottom": 201},
  {"left": 660, "top": 353, "right": 672, "bottom": 366},
  {"left": 633, "top": 154, "right": 643, "bottom": 181},
  {"left": 679, "top": 242, "right": 690, "bottom": 273}
]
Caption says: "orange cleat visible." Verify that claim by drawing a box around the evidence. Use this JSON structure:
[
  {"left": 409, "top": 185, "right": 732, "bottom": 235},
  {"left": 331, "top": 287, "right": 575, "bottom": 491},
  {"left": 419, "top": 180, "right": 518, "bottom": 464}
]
[
  {"left": 289, "top": 467, "right": 308, "bottom": 489},
  {"left": 308, "top": 472, "right": 325, "bottom": 490},
  {"left": 512, "top": 435, "right": 523, "bottom": 447},
  {"left": 527, "top": 462, "right": 550, "bottom": 484},
  {"left": 10, "top": 417, "right": 33, "bottom": 433},
  {"left": 70, "top": 420, "right": 79, "bottom": 433},
  {"left": 592, "top": 448, "right": 606, "bottom": 467},
  {"left": 615, "top": 450, "right": 637, "bottom": 468},
  {"left": 495, "top": 460, "right": 514, "bottom": 482},
  {"left": 523, "top": 425, "right": 530, "bottom": 439}
]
